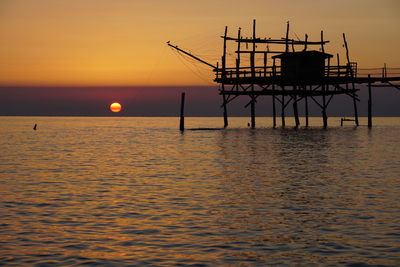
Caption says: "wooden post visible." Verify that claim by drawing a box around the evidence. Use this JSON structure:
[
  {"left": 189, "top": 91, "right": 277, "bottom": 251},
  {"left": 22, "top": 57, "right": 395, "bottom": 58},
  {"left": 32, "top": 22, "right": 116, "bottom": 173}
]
[
  {"left": 303, "top": 34, "right": 308, "bottom": 51},
  {"left": 250, "top": 19, "right": 256, "bottom": 129},
  {"left": 236, "top": 27, "right": 241, "bottom": 78},
  {"left": 320, "top": 31, "right": 325, "bottom": 53},
  {"left": 180, "top": 92, "right": 185, "bottom": 132},
  {"left": 251, "top": 19, "right": 256, "bottom": 78},
  {"left": 273, "top": 58, "right": 276, "bottom": 77},
  {"left": 281, "top": 87, "right": 286, "bottom": 128},
  {"left": 222, "top": 26, "right": 228, "bottom": 79},
  {"left": 251, "top": 96, "right": 256, "bottom": 129},
  {"left": 293, "top": 92, "right": 300, "bottom": 128},
  {"left": 352, "top": 83, "right": 359, "bottom": 126},
  {"left": 368, "top": 74, "right": 372, "bottom": 128},
  {"left": 272, "top": 84, "right": 276, "bottom": 128},
  {"left": 322, "top": 85, "right": 328, "bottom": 128},
  {"left": 285, "top": 21, "right": 290, "bottom": 53},
  {"left": 384, "top": 63, "right": 387, "bottom": 78},
  {"left": 343, "top": 33, "right": 350, "bottom": 65},
  {"left": 223, "top": 94, "right": 228, "bottom": 128},
  {"left": 343, "top": 33, "right": 359, "bottom": 126},
  {"left": 263, "top": 52, "right": 267, "bottom": 77},
  {"left": 305, "top": 86, "right": 309, "bottom": 127}
]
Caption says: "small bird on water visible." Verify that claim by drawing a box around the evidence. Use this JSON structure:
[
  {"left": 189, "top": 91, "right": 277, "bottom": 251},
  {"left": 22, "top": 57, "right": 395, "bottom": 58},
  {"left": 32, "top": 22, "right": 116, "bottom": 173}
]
[{"left": 33, "top": 124, "right": 37, "bottom": 130}]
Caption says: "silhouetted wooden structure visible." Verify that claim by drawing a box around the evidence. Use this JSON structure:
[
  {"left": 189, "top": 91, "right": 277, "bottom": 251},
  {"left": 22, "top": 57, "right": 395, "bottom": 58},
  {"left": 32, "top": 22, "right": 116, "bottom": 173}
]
[{"left": 168, "top": 20, "right": 400, "bottom": 128}]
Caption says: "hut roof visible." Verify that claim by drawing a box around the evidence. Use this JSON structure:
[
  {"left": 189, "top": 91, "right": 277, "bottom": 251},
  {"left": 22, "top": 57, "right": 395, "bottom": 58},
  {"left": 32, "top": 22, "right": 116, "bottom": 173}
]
[{"left": 272, "top": 50, "right": 333, "bottom": 59}]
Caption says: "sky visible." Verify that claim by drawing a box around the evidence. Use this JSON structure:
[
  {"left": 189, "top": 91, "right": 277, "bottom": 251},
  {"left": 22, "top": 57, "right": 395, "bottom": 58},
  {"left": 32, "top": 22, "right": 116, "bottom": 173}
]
[{"left": 0, "top": 0, "right": 399, "bottom": 116}]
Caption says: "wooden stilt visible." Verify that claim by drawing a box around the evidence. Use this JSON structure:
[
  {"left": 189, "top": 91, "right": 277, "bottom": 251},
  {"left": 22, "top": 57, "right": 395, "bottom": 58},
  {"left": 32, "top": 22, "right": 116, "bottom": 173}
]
[
  {"left": 272, "top": 85, "right": 276, "bottom": 128},
  {"left": 368, "top": 74, "right": 372, "bottom": 128},
  {"left": 352, "top": 83, "right": 359, "bottom": 126},
  {"left": 305, "top": 86, "right": 309, "bottom": 127},
  {"left": 322, "top": 86, "right": 328, "bottom": 128},
  {"left": 293, "top": 86, "right": 300, "bottom": 128},
  {"left": 251, "top": 97, "right": 256, "bottom": 129},
  {"left": 293, "top": 94, "right": 300, "bottom": 128},
  {"left": 180, "top": 92, "right": 185, "bottom": 132},
  {"left": 223, "top": 94, "right": 228, "bottom": 128},
  {"left": 281, "top": 88, "right": 286, "bottom": 128}
]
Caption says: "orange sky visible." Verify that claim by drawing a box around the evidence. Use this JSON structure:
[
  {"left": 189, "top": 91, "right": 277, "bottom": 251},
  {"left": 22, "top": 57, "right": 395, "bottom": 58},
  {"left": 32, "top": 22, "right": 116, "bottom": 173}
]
[{"left": 0, "top": 0, "right": 399, "bottom": 86}]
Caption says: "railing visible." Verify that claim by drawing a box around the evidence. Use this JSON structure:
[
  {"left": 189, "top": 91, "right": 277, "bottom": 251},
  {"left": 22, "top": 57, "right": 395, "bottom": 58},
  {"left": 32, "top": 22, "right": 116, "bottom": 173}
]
[
  {"left": 215, "top": 63, "right": 400, "bottom": 80},
  {"left": 357, "top": 67, "right": 400, "bottom": 78},
  {"left": 325, "top": 62, "right": 357, "bottom": 77},
  {"left": 215, "top": 66, "right": 281, "bottom": 80}
]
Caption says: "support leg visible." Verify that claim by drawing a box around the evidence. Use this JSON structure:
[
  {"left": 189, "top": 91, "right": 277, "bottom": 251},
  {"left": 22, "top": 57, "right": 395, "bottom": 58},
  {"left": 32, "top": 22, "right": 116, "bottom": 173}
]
[
  {"left": 272, "top": 86, "right": 276, "bottom": 128},
  {"left": 352, "top": 83, "right": 359, "bottom": 126},
  {"left": 281, "top": 95, "right": 285, "bottom": 128},
  {"left": 251, "top": 97, "right": 256, "bottom": 129},
  {"left": 293, "top": 94, "right": 300, "bottom": 128},
  {"left": 222, "top": 94, "right": 228, "bottom": 128},
  {"left": 322, "top": 86, "right": 328, "bottom": 128},
  {"left": 305, "top": 86, "right": 309, "bottom": 127}
]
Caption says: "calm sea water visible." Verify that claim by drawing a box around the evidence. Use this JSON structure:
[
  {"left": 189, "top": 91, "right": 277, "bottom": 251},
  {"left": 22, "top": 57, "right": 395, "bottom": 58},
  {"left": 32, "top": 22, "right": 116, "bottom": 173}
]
[{"left": 1, "top": 117, "right": 400, "bottom": 266}]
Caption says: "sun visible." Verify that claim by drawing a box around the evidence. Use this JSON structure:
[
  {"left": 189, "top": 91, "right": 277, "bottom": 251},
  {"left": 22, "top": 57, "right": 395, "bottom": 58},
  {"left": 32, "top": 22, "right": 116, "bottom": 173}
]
[{"left": 110, "top": 102, "right": 122, "bottom": 112}]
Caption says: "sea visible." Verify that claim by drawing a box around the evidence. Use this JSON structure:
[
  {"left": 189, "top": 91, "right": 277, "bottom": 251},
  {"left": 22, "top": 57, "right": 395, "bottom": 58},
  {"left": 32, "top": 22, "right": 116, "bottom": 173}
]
[{"left": 0, "top": 117, "right": 399, "bottom": 266}]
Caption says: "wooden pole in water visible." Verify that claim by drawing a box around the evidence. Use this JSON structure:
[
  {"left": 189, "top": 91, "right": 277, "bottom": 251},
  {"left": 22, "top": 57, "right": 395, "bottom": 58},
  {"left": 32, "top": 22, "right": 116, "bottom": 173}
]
[
  {"left": 272, "top": 84, "right": 276, "bottom": 128},
  {"left": 305, "top": 86, "right": 309, "bottom": 127},
  {"left": 281, "top": 87, "right": 286, "bottom": 128},
  {"left": 223, "top": 94, "right": 228, "bottom": 128},
  {"left": 293, "top": 93, "right": 300, "bottom": 128},
  {"left": 222, "top": 26, "right": 229, "bottom": 128},
  {"left": 343, "top": 33, "right": 359, "bottom": 126},
  {"left": 180, "top": 92, "right": 185, "bottom": 132},
  {"left": 251, "top": 96, "right": 256, "bottom": 129},
  {"left": 322, "top": 85, "right": 328, "bottom": 128},
  {"left": 292, "top": 86, "right": 300, "bottom": 128},
  {"left": 250, "top": 19, "right": 256, "bottom": 129},
  {"left": 368, "top": 74, "right": 372, "bottom": 128}
]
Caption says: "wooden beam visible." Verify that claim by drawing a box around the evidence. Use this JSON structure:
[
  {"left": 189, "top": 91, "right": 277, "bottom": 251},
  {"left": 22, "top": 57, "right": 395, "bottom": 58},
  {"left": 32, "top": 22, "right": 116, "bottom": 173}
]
[{"left": 223, "top": 36, "right": 329, "bottom": 45}]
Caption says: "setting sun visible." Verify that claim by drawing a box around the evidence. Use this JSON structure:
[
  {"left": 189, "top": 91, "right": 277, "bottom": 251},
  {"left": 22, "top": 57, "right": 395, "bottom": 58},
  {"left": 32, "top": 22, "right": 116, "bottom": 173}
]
[{"left": 110, "top": 102, "right": 122, "bottom": 112}]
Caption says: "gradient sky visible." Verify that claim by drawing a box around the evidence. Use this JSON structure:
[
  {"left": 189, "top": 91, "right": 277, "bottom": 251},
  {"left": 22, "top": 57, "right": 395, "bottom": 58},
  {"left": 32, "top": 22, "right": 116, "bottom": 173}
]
[
  {"left": 0, "top": 0, "right": 399, "bottom": 116},
  {"left": 0, "top": 0, "right": 399, "bottom": 86}
]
